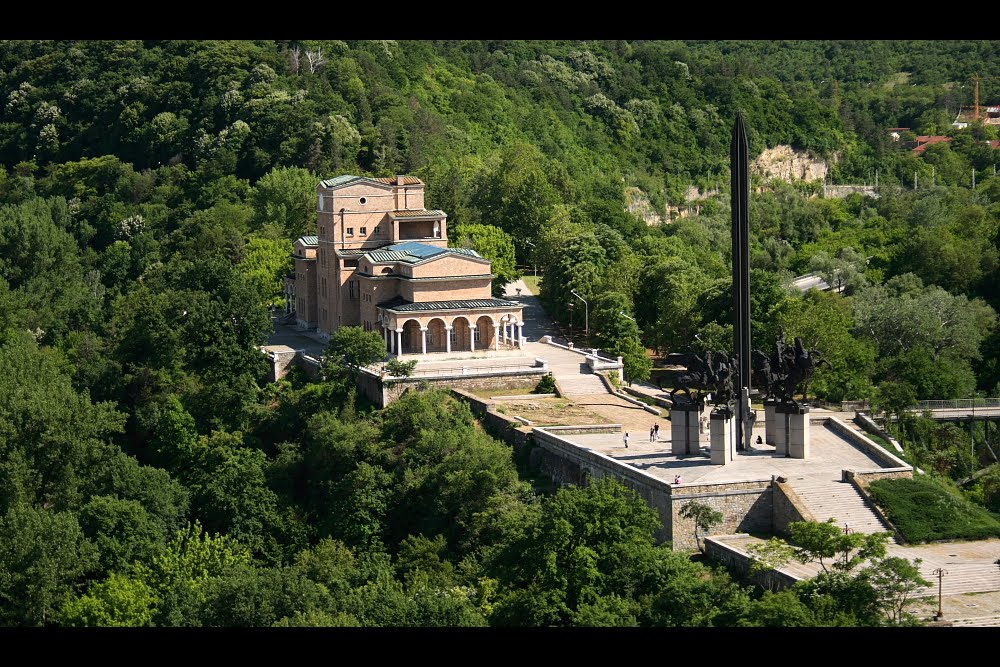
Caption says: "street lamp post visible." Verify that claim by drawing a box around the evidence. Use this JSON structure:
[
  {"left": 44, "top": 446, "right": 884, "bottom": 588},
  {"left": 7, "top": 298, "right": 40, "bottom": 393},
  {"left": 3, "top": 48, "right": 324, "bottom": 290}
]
[
  {"left": 524, "top": 240, "right": 537, "bottom": 278},
  {"left": 567, "top": 302, "right": 574, "bottom": 345},
  {"left": 570, "top": 289, "right": 588, "bottom": 349},
  {"left": 932, "top": 568, "right": 947, "bottom": 620}
]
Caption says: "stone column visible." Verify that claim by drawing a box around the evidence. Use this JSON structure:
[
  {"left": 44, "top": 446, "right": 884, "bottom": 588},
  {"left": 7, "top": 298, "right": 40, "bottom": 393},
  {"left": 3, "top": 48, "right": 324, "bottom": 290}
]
[
  {"left": 420, "top": 327, "right": 427, "bottom": 355},
  {"left": 518, "top": 324, "right": 523, "bottom": 348},
  {"left": 670, "top": 402, "right": 704, "bottom": 456},
  {"left": 710, "top": 406, "right": 736, "bottom": 465},
  {"left": 395, "top": 329, "right": 402, "bottom": 356},
  {"left": 470, "top": 325, "right": 476, "bottom": 352},
  {"left": 764, "top": 399, "right": 779, "bottom": 450},
  {"left": 787, "top": 405, "right": 811, "bottom": 459},
  {"left": 494, "top": 323, "right": 500, "bottom": 350},
  {"left": 445, "top": 326, "right": 452, "bottom": 353}
]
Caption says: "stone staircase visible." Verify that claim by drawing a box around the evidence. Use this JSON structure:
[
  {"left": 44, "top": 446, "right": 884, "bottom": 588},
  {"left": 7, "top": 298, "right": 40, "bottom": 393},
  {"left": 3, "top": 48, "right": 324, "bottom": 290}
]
[
  {"left": 918, "top": 562, "right": 1000, "bottom": 597},
  {"left": 553, "top": 369, "right": 607, "bottom": 396},
  {"left": 788, "top": 476, "right": 890, "bottom": 534},
  {"left": 948, "top": 614, "right": 1000, "bottom": 627}
]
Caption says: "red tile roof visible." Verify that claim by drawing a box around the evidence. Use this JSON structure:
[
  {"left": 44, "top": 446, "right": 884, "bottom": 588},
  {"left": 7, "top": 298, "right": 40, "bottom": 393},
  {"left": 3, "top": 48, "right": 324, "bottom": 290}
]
[
  {"left": 389, "top": 209, "right": 446, "bottom": 218},
  {"left": 991, "top": 140, "right": 1000, "bottom": 150},
  {"left": 912, "top": 136, "right": 952, "bottom": 154},
  {"left": 374, "top": 176, "right": 423, "bottom": 185}
]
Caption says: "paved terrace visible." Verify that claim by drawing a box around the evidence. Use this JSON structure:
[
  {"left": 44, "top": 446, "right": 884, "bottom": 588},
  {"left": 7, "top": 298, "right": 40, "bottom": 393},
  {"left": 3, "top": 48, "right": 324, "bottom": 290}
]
[{"left": 566, "top": 419, "right": 885, "bottom": 486}]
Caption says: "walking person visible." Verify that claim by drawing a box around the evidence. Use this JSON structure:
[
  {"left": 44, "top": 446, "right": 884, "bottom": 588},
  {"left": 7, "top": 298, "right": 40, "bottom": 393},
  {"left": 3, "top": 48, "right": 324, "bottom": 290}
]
[
  {"left": 623, "top": 432, "right": 630, "bottom": 449},
  {"left": 650, "top": 425, "right": 655, "bottom": 442},
  {"left": 654, "top": 423, "right": 660, "bottom": 441}
]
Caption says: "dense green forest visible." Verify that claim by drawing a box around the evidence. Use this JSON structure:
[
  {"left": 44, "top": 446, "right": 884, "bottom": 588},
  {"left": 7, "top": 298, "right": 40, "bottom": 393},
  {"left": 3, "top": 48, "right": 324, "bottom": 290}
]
[{"left": 2, "top": 40, "right": 1000, "bottom": 626}]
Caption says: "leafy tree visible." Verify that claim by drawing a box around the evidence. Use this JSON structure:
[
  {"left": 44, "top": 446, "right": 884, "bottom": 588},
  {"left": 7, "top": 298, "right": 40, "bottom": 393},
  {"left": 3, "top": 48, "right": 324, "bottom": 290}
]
[
  {"left": 239, "top": 235, "right": 293, "bottom": 309},
  {"left": 788, "top": 519, "right": 891, "bottom": 574},
  {"left": 745, "top": 537, "right": 797, "bottom": 592},
  {"left": 451, "top": 223, "right": 521, "bottom": 297},
  {"left": 0, "top": 504, "right": 99, "bottom": 625},
  {"left": 321, "top": 326, "right": 386, "bottom": 383},
  {"left": 0, "top": 329, "right": 124, "bottom": 513},
  {"left": 57, "top": 572, "right": 158, "bottom": 627},
  {"left": 487, "top": 478, "right": 662, "bottom": 626},
  {"left": 384, "top": 358, "right": 417, "bottom": 378},
  {"left": 861, "top": 555, "right": 929, "bottom": 625},
  {"left": 678, "top": 501, "right": 724, "bottom": 554},
  {"left": 250, "top": 166, "right": 317, "bottom": 238}
]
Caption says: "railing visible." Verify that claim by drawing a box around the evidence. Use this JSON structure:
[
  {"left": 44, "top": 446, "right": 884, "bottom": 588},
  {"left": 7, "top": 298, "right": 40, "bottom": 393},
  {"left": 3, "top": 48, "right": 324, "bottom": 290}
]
[
  {"left": 395, "top": 362, "right": 543, "bottom": 378},
  {"left": 910, "top": 398, "right": 1000, "bottom": 411}
]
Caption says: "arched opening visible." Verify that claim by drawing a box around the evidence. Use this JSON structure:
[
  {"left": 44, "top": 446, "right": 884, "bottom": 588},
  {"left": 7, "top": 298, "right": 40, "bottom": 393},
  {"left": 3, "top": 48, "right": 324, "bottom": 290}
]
[
  {"left": 476, "top": 315, "right": 497, "bottom": 351},
  {"left": 427, "top": 318, "right": 447, "bottom": 353},
  {"left": 401, "top": 319, "right": 423, "bottom": 355},
  {"left": 381, "top": 267, "right": 393, "bottom": 275},
  {"left": 452, "top": 317, "right": 472, "bottom": 351},
  {"left": 500, "top": 314, "right": 521, "bottom": 349}
]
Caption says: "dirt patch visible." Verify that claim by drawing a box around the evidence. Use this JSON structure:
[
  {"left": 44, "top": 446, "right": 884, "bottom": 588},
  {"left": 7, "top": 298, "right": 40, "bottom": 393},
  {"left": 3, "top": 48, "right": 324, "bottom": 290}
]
[{"left": 493, "top": 396, "right": 614, "bottom": 427}]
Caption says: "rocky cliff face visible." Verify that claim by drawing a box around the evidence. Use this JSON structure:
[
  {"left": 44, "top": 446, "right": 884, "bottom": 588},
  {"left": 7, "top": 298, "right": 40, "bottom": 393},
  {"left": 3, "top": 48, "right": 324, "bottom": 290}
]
[
  {"left": 625, "top": 186, "right": 662, "bottom": 226},
  {"left": 753, "top": 145, "right": 832, "bottom": 183}
]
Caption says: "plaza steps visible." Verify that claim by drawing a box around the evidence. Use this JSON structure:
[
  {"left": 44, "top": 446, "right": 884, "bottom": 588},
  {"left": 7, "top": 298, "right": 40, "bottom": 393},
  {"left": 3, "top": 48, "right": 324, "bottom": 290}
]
[
  {"left": 947, "top": 615, "right": 1000, "bottom": 627},
  {"left": 917, "top": 562, "right": 1000, "bottom": 597},
  {"left": 553, "top": 370, "right": 608, "bottom": 396},
  {"left": 787, "top": 477, "right": 891, "bottom": 535}
]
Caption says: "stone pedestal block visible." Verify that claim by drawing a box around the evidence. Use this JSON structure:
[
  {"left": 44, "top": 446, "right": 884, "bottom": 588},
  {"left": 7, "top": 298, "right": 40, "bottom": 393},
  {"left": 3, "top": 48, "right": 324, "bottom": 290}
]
[
  {"left": 773, "top": 403, "right": 810, "bottom": 459},
  {"left": 764, "top": 400, "right": 779, "bottom": 449},
  {"left": 787, "top": 408, "right": 811, "bottom": 459},
  {"left": 710, "top": 406, "right": 736, "bottom": 465},
  {"left": 670, "top": 403, "right": 705, "bottom": 455}
]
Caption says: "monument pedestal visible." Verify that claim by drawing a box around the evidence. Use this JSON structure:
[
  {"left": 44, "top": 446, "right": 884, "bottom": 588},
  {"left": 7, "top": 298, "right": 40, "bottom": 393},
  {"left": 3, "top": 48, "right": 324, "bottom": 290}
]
[
  {"left": 670, "top": 402, "right": 705, "bottom": 455},
  {"left": 774, "top": 403, "right": 810, "bottom": 459},
  {"left": 710, "top": 406, "right": 737, "bottom": 465},
  {"left": 764, "top": 400, "right": 780, "bottom": 452}
]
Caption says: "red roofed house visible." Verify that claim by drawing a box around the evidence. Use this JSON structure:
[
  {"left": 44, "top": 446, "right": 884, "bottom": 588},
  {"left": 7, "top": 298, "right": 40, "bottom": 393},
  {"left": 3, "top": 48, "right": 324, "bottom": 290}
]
[
  {"left": 911, "top": 135, "right": 952, "bottom": 155},
  {"left": 287, "top": 175, "right": 524, "bottom": 356}
]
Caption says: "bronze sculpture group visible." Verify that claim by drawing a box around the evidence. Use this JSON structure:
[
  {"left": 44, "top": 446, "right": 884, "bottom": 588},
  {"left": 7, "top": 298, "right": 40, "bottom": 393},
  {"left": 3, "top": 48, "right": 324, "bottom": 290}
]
[{"left": 670, "top": 327, "right": 828, "bottom": 411}]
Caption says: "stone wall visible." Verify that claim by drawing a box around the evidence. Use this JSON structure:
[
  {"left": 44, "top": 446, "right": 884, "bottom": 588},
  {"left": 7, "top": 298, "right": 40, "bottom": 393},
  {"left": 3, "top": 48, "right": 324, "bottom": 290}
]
[
  {"left": 356, "top": 367, "right": 546, "bottom": 408},
  {"left": 705, "top": 537, "right": 800, "bottom": 592},
  {"left": 261, "top": 345, "right": 298, "bottom": 383},
  {"left": 450, "top": 388, "right": 533, "bottom": 453},
  {"left": 670, "top": 481, "right": 773, "bottom": 551},
  {"left": 771, "top": 480, "right": 817, "bottom": 536},
  {"left": 825, "top": 418, "right": 911, "bottom": 470}
]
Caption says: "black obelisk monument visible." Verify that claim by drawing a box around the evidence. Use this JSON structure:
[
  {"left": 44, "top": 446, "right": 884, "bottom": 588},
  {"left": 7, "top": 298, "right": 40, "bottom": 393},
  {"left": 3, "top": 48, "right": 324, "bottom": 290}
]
[{"left": 731, "top": 112, "right": 752, "bottom": 452}]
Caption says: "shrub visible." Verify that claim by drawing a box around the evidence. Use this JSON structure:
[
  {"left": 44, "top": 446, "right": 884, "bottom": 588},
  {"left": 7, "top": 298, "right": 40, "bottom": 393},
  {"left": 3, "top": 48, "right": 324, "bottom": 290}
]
[
  {"left": 534, "top": 373, "right": 557, "bottom": 394},
  {"left": 607, "top": 370, "right": 621, "bottom": 389},
  {"left": 867, "top": 477, "right": 1000, "bottom": 543}
]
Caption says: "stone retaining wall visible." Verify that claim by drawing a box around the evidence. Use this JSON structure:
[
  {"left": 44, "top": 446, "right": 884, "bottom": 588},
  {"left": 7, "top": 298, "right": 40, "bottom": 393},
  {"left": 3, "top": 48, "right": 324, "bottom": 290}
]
[
  {"left": 825, "top": 418, "right": 911, "bottom": 469},
  {"left": 533, "top": 427, "right": 777, "bottom": 550},
  {"left": 595, "top": 373, "right": 661, "bottom": 415},
  {"left": 771, "top": 480, "right": 817, "bottom": 536},
  {"left": 670, "top": 481, "right": 773, "bottom": 551},
  {"left": 705, "top": 537, "right": 800, "bottom": 592},
  {"left": 450, "top": 388, "right": 533, "bottom": 453},
  {"left": 357, "top": 368, "right": 546, "bottom": 408}
]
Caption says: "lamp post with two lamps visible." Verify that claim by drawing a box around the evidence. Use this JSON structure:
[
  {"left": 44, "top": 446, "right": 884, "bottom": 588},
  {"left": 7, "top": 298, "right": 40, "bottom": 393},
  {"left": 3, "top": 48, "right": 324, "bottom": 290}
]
[
  {"left": 524, "top": 240, "right": 537, "bottom": 278},
  {"left": 570, "top": 289, "right": 589, "bottom": 349},
  {"left": 932, "top": 568, "right": 947, "bottom": 620}
]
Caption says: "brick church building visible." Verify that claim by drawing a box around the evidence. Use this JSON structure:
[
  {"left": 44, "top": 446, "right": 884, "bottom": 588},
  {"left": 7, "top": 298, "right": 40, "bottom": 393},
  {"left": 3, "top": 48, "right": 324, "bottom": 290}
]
[{"left": 283, "top": 175, "right": 525, "bottom": 356}]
